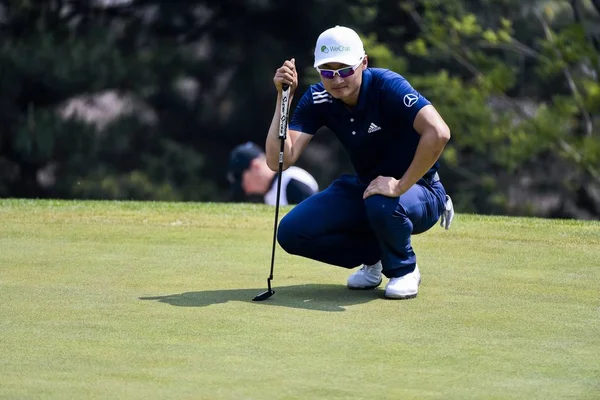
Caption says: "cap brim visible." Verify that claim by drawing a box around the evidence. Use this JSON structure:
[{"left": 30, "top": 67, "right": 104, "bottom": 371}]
[{"left": 314, "top": 54, "right": 363, "bottom": 68}]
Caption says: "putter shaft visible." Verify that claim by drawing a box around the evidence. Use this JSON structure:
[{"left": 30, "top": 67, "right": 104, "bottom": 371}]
[{"left": 252, "top": 85, "right": 289, "bottom": 302}]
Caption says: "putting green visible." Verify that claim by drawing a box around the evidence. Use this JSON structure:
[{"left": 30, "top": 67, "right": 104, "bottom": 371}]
[{"left": 1, "top": 200, "right": 598, "bottom": 399}]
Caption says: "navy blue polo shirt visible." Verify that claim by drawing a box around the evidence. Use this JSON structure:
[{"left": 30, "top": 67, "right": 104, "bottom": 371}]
[{"left": 289, "top": 68, "right": 437, "bottom": 184}]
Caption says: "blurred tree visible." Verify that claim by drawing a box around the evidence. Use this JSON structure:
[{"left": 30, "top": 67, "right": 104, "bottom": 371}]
[
  {"left": 0, "top": 0, "right": 598, "bottom": 218},
  {"left": 396, "top": 0, "right": 600, "bottom": 217},
  {"left": 0, "top": 0, "right": 212, "bottom": 200}
]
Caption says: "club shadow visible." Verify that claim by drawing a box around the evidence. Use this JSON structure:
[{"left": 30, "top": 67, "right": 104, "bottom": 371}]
[{"left": 139, "top": 284, "right": 382, "bottom": 312}]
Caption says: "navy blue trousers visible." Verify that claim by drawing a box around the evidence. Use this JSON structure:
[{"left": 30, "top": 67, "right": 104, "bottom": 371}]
[{"left": 277, "top": 174, "right": 447, "bottom": 278}]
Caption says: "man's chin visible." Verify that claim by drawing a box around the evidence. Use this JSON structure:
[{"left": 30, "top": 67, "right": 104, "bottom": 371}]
[{"left": 329, "top": 87, "right": 351, "bottom": 99}]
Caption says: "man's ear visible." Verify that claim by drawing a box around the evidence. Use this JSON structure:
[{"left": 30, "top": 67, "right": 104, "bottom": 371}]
[{"left": 362, "top": 55, "right": 368, "bottom": 69}]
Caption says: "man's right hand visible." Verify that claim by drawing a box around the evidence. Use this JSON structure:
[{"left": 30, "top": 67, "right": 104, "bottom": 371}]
[{"left": 273, "top": 58, "right": 298, "bottom": 94}]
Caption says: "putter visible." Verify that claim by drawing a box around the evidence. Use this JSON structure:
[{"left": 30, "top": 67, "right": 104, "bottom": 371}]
[{"left": 252, "top": 84, "right": 290, "bottom": 302}]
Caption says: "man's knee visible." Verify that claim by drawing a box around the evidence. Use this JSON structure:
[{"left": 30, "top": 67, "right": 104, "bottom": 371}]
[
  {"left": 365, "top": 195, "right": 403, "bottom": 223},
  {"left": 365, "top": 195, "right": 412, "bottom": 234},
  {"left": 277, "top": 214, "right": 302, "bottom": 255}
]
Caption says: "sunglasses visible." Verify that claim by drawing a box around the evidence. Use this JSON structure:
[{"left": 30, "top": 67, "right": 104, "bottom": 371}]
[{"left": 316, "top": 58, "right": 363, "bottom": 79}]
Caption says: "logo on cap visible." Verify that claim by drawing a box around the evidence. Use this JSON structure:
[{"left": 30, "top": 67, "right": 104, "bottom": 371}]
[{"left": 314, "top": 26, "right": 364, "bottom": 68}]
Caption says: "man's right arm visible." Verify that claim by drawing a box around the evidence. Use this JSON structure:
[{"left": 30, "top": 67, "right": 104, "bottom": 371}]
[{"left": 266, "top": 58, "right": 318, "bottom": 171}]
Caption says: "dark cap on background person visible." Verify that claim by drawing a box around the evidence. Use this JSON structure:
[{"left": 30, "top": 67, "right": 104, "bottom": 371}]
[{"left": 227, "top": 141, "right": 265, "bottom": 195}]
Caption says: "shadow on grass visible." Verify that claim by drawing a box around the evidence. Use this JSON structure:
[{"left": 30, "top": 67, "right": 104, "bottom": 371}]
[{"left": 139, "top": 284, "right": 382, "bottom": 312}]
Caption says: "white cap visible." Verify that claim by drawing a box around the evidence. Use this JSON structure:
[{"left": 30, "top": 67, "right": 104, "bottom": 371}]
[{"left": 313, "top": 26, "right": 365, "bottom": 68}]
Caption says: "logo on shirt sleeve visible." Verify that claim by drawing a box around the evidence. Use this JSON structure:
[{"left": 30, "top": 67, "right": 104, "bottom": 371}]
[{"left": 403, "top": 93, "right": 418, "bottom": 107}]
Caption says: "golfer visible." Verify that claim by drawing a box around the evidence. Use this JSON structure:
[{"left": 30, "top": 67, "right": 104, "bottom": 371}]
[
  {"left": 228, "top": 142, "right": 319, "bottom": 205},
  {"left": 266, "top": 26, "right": 454, "bottom": 299}
]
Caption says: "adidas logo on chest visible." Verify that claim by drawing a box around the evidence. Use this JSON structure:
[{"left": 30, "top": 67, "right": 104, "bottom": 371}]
[{"left": 367, "top": 122, "right": 381, "bottom": 133}]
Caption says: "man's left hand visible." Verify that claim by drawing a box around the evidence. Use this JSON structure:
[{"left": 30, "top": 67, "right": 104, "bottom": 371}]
[{"left": 363, "top": 176, "right": 406, "bottom": 199}]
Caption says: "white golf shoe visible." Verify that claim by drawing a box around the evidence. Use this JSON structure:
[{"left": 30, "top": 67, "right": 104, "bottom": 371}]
[
  {"left": 384, "top": 265, "right": 421, "bottom": 299},
  {"left": 347, "top": 261, "right": 383, "bottom": 289}
]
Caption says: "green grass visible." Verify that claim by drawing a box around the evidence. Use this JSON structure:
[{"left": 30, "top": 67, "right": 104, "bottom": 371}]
[{"left": 1, "top": 199, "right": 599, "bottom": 400}]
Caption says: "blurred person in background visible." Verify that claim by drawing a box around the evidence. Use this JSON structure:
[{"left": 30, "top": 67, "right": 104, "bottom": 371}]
[{"left": 227, "top": 142, "right": 319, "bottom": 205}]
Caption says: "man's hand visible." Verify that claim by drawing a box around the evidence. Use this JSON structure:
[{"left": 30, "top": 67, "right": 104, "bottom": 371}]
[
  {"left": 440, "top": 195, "right": 454, "bottom": 230},
  {"left": 273, "top": 58, "right": 298, "bottom": 94},
  {"left": 363, "top": 176, "right": 406, "bottom": 199}
]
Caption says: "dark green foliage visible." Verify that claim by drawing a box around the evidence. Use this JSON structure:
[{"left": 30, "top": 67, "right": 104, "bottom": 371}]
[{"left": 0, "top": 0, "right": 598, "bottom": 218}]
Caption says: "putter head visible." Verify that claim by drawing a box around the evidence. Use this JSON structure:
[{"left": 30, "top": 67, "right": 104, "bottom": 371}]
[{"left": 252, "top": 289, "right": 275, "bottom": 302}]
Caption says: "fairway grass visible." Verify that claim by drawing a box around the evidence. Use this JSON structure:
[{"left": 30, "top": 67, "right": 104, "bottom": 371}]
[{"left": 0, "top": 199, "right": 599, "bottom": 400}]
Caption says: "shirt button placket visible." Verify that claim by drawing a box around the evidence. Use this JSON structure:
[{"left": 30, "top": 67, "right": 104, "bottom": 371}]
[{"left": 350, "top": 117, "right": 355, "bottom": 134}]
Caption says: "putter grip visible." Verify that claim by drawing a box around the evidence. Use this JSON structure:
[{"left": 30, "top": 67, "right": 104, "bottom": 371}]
[{"left": 279, "top": 85, "right": 289, "bottom": 139}]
